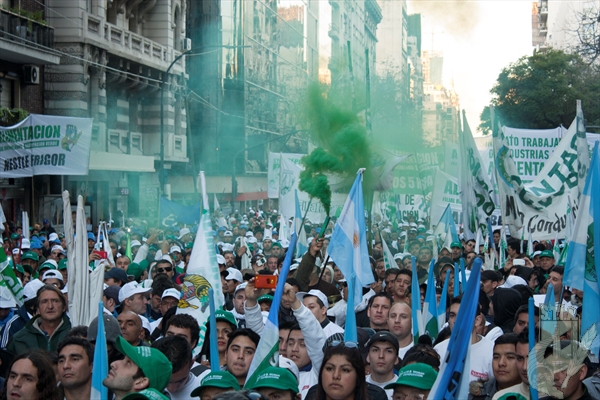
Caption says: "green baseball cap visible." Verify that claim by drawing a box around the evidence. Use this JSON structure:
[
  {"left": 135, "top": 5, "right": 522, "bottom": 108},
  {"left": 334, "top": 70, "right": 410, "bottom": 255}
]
[
  {"left": 272, "top": 242, "right": 283, "bottom": 248},
  {"left": 114, "top": 336, "right": 172, "bottom": 391},
  {"left": 215, "top": 309, "right": 237, "bottom": 328},
  {"left": 190, "top": 371, "right": 240, "bottom": 397},
  {"left": 58, "top": 259, "right": 68, "bottom": 270},
  {"left": 127, "top": 263, "right": 146, "bottom": 281},
  {"left": 257, "top": 294, "right": 274, "bottom": 303},
  {"left": 39, "top": 260, "right": 58, "bottom": 271},
  {"left": 245, "top": 366, "right": 299, "bottom": 394},
  {"left": 384, "top": 363, "right": 438, "bottom": 390},
  {"left": 15, "top": 264, "right": 25, "bottom": 274},
  {"left": 21, "top": 251, "right": 39, "bottom": 262},
  {"left": 450, "top": 241, "right": 462, "bottom": 249},
  {"left": 122, "top": 389, "right": 169, "bottom": 400},
  {"left": 540, "top": 250, "right": 554, "bottom": 259}
]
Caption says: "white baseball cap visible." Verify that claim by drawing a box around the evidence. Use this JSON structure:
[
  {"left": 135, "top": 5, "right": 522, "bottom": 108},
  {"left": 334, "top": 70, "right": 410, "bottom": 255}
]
[
  {"left": 42, "top": 270, "right": 64, "bottom": 282},
  {"left": 51, "top": 245, "right": 65, "bottom": 254},
  {"left": 23, "top": 279, "right": 45, "bottom": 300},
  {"left": 21, "top": 238, "right": 30, "bottom": 249},
  {"left": 178, "top": 228, "right": 190, "bottom": 239},
  {"left": 225, "top": 268, "right": 243, "bottom": 282},
  {"left": 169, "top": 245, "right": 182, "bottom": 254},
  {"left": 296, "top": 289, "right": 329, "bottom": 308},
  {"left": 0, "top": 296, "right": 16, "bottom": 309},
  {"left": 216, "top": 254, "right": 226, "bottom": 265},
  {"left": 49, "top": 233, "right": 59, "bottom": 242},
  {"left": 234, "top": 281, "right": 248, "bottom": 295},
  {"left": 161, "top": 288, "right": 180, "bottom": 300},
  {"left": 118, "top": 281, "right": 151, "bottom": 303},
  {"left": 130, "top": 240, "right": 142, "bottom": 248}
]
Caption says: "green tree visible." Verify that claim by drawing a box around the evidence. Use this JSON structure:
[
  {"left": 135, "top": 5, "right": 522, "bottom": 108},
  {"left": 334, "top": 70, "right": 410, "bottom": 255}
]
[{"left": 481, "top": 50, "right": 600, "bottom": 131}]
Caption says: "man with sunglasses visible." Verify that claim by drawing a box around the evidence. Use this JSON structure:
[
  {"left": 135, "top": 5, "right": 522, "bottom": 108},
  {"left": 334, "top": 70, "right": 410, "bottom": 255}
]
[{"left": 154, "top": 257, "right": 175, "bottom": 280}]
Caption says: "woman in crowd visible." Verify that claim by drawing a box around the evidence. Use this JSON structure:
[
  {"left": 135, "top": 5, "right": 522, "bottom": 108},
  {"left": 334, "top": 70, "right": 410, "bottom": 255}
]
[{"left": 315, "top": 343, "right": 369, "bottom": 400}]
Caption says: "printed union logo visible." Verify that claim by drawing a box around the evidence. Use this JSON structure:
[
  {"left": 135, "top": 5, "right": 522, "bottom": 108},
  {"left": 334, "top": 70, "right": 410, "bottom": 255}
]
[
  {"left": 528, "top": 320, "right": 597, "bottom": 399},
  {"left": 61, "top": 124, "right": 82, "bottom": 152}
]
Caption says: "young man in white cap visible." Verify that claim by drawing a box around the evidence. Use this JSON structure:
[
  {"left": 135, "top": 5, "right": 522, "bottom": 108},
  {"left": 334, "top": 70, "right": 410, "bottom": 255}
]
[
  {"left": 296, "top": 289, "right": 344, "bottom": 339},
  {"left": 119, "top": 281, "right": 152, "bottom": 316},
  {"left": 169, "top": 245, "right": 185, "bottom": 274},
  {"left": 0, "top": 279, "right": 44, "bottom": 348},
  {"left": 148, "top": 288, "right": 180, "bottom": 333}
]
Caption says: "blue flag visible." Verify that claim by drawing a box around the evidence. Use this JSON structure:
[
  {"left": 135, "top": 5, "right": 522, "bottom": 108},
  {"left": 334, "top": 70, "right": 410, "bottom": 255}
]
[
  {"left": 434, "top": 204, "right": 459, "bottom": 243},
  {"left": 564, "top": 142, "right": 600, "bottom": 355},
  {"left": 438, "top": 272, "right": 451, "bottom": 331},
  {"left": 411, "top": 256, "right": 424, "bottom": 343},
  {"left": 295, "top": 190, "right": 308, "bottom": 256},
  {"left": 159, "top": 197, "right": 201, "bottom": 227},
  {"left": 423, "top": 259, "right": 439, "bottom": 339},
  {"left": 245, "top": 233, "right": 298, "bottom": 386},
  {"left": 429, "top": 258, "right": 482, "bottom": 400},
  {"left": 328, "top": 170, "right": 373, "bottom": 305},
  {"left": 91, "top": 302, "right": 108, "bottom": 400}
]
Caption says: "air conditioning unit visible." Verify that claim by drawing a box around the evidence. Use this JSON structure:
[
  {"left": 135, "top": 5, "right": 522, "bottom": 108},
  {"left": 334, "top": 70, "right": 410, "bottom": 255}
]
[
  {"left": 23, "top": 65, "right": 40, "bottom": 84},
  {"left": 129, "top": 132, "right": 143, "bottom": 155},
  {"left": 108, "top": 129, "right": 128, "bottom": 154},
  {"left": 182, "top": 38, "right": 192, "bottom": 51},
  {"left": 164, "top": 133, "right": 187, "bottom": 159}
]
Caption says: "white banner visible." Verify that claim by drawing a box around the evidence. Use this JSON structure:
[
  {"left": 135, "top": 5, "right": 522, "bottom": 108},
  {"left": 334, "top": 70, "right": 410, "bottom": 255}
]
[
  {"left": 267, "top": 152, "right": 305, "bottom": 198},
  {"left": 375, "top": 192, "right": 429, "bottom": 221},
  {"left": 494, "top": 106, "right": 589, "bottom": 240},
  {"left": 431, "top": 169, "right": 462, "bottom": 224},
  {"left": 0, "top": 114, "right": 93, "bottom": 177},
  {"left": 298, "top": 192, "right": 346, "bottom": 224},
  {"left": 279, "top": 156, "right": 303, "bottom": 219}
]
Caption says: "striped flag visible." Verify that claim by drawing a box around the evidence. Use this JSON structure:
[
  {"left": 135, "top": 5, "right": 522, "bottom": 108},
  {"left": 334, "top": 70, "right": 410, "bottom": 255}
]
[
  {"left": 381, "top": 238, "right": 396, "bottom": 270},
  {"left": 411, "top": 256, "right": 424, "bottom": 343},
  {"left": 428, "top": 258, "right": 482, "bottom": 399},
  {"left": 179, "top": 171, "right": 224, "bottom": 351},
  {"left": 423, "top": 259, "right": 438, "bottom": 339},
  {"left": 0, "top": 248, "right": 24, "bottom": 306},
  {"left": 328, "top": 170, "right": 373, "bottom": 306},
  {"left": 294, "top": 190, "right": 308, "bottom": 256},
  {"left": 245, "top": 233, "right": 298, "bottom": 387},
  {"left": 91, "top": 302, "right": 108, "bottom": 400},
  {"left": 438, "top": 272, "right": 451, "bottom": 331},
  {"left": 564, "top": 142, "right": 600, "bottom": 355},
  {"left": 434, "top": 204, "right": 458, "bottom": 244}
]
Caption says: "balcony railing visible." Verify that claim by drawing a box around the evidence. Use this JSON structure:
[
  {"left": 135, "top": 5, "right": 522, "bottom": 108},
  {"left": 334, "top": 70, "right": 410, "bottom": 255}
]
[{"left": 0, "top": 7, "right": 54, "bottom": 48}]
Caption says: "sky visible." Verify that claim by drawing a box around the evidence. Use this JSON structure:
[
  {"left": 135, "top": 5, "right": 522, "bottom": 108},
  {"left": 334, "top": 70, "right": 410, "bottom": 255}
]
[{"left": 407, "top": 0, "right": 535, "bottom": 135}]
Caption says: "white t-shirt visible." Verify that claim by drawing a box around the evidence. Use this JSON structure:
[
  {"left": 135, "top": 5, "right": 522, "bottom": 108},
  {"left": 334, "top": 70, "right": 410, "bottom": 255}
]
[
  {"left": 366, "top": 374, "right": 398, "bottom": 400},
  {"left": 398, "top": 341, "right": 414, "bottom": 360},
  {"left": 166, "top": 372, "right": 202, "bottom": 400},
  {"left": 434, "top": 335, "right": 494, "bottom": 383}
]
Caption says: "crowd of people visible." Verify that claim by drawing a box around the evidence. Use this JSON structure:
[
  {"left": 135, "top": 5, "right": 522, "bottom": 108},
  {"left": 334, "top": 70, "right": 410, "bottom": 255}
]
[{"left": 0, "top": 208, "right": 598, "bottom": 400}]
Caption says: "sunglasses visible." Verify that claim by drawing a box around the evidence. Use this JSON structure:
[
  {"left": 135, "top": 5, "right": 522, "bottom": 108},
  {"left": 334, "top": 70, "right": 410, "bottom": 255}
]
[
  {"left": 330, "top": 340, "right": 358, "bottom": 348},
  {"left": 157, "top": 267, "right": 173, "bottom": 273}
]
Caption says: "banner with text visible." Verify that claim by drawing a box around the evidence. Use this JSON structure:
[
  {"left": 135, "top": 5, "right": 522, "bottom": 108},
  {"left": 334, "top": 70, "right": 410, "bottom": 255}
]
[
  {"left": 375, "top": 191, "right": 429, "bottom": 222},
  {"left": 0, "top": 114, "right": 93, "bottom": 177},
  {"left": 493, "top": 108, "right": 589, "bottom": 240},
  {"left": 386, "top": 147, "right": 445, "bottom": 196},
  {"left": 267, "top": 152, "right": 305, "bottom": 198},
  {"left": 431, "top": 169, "right": 462, "bottom": 225}
]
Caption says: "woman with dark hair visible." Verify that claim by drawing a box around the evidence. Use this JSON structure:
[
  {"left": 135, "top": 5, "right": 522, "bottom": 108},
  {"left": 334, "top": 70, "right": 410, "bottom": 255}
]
[
  {"left": 0, "top": 349, "right": 61, "bottom": 400},
  {"left": 315, "top": 344, "right": 369, "bottom": 400}
]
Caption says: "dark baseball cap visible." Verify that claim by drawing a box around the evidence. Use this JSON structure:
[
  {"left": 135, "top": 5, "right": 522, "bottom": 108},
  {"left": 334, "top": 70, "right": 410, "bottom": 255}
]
[
  {"left": 103, "top": 285, "right": 121, "bottom": 305},
  {"left": 365, "top": 331, "right": 400, "bottom": 353},
  {"left": 105, "top": 268, "right": 128, "bottom": 283}
]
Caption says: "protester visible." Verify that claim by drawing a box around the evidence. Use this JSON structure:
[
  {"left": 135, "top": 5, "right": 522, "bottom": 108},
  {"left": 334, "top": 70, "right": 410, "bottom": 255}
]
[
  {"left": 57, "top": 336, "right": 94, "bottom": 400},
  {"left": 1, "top": 350, "right": 61, "bottom": 400}
]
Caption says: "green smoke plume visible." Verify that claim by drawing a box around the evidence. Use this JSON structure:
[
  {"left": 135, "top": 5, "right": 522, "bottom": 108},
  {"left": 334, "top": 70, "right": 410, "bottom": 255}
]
[{"left": 299, "top": 84, "right": 372, "bottom": 215}]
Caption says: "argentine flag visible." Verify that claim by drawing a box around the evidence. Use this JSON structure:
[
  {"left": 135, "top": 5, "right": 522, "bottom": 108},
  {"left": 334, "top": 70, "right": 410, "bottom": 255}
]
[
  {"left": 328, "top": 169, "right": 373, "bottom": 306},
  {"left": 245, "top": 233, "right": 298, "bottom": 387},
  {"left": 91, "top": 302, "right": 108, "bottom": 400},
  {"left": 564, "top": 142, "right": 600, "bottom": 355}
]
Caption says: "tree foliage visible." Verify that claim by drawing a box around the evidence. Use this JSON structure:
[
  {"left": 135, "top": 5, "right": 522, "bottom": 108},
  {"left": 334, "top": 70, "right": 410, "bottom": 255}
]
[{"left": 480, "top": 50, "right": 600, "bottom": 132}]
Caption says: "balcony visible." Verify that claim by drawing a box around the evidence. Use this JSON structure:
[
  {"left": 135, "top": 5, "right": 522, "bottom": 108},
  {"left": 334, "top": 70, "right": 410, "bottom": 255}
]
[
  {"left": 538, "top": 23, "right": 548, "bottom": 35},
  {"left": 0, "top": 7, "right": 60, "bottom": 64},
  {"left": 84, "top": 13, "right": 183, "bottom": 73},
  {"left": 329, "top": 23, "right": 339, "bottom": 39}
]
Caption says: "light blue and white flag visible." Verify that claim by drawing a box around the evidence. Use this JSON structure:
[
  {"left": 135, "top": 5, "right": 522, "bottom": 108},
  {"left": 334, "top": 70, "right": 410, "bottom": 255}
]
[
  {"left": 564, "top": 142, "right": 600, "bottom": 355},
  {"left": 423, "top": 259, "right": 438, "bottom": 339},
  {"left": 434, "top": 204, "right": 459, "bottom": 244},
  {"left": 245, "top": 233, "right": 298, "bottom": 387},
  {"left": 91, "top": 302, "right": 108, "bottom": 400},
  {"left": 295, "top": 190, "right": 308, "bottom": 256},
  {"left": 438, "top": 272, "right": 451, "bottom": 332},
  {"left": 328, "top": 169, "right": 373, "bottom": 306},
  {"left": 428, "top": 259, "right": 482, "bottom": 400},
  {"left": 411, "top": 256, "right": 424, "bottom": 342}
]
